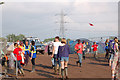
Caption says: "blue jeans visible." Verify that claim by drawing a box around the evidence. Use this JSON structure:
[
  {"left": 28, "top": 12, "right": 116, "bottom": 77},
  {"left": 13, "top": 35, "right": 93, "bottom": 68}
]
[
  {"left": 93, "top": 51, "right": 98, "bottom": 58},
  {"left": 17, "top": 60, "right": 22, "bottom": 69},
  {"left": 83, "top": 51, "right": 85, "bottom": 59},
  {"left": 51, "top": 58, "right": 54, "bottom": 65},
  {"left": 109, "top": 54, "right": 114, "bottom": 61},
  {"left": 61, "top": 57, "right": 69, "bottom": 62},
  {"left": 54, "top": 54, "right": 61, "bottom": 67},
  {"left": 78, "top": 53, "right": 82, "bottom": 63}
]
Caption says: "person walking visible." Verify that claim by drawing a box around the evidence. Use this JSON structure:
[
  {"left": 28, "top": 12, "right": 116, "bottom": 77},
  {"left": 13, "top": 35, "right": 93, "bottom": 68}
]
[
  {"left": 51, "top": 36, "right": 61, "bottom": 75},
  {"left": 48, "top": 41, "right": 53, "bottom": 55},
  {"left": 105, "top": 39, "right": 110, "bottom": 59},
  {"left": 82, "top": 41, "right": 86, "bottom": 60},
  {"left": 30, "top": 41, "right": 37, "bottom": 73},
  {"left": 75, "top": 39, "right": 83, "bottom": 67},
  {"left": 109, "top": 40, "right": 115, "bottom": 66},
  {"left": 13, "top": 43, "right": 25, "bottom": 75},
  {"left": 24, "top": 41, "right": 30, "bottom": 66},
  {"left": 91, "top": 42, "right": 98, "bottom": 59},
  {"left": 48, "top": 41, "right": 54, "bottom": 68},
  {"left": 57, "top": 38, "right": 70, "bottom": 80},
  {"left": 111, "top": 37, "right": 119, "bottom": 80},
  {"left": 86, "top": 42, "right": 90, "bottom": 54}
]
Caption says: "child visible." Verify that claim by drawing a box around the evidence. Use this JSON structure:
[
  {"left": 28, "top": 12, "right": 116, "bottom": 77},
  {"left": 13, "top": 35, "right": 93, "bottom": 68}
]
[{"left": 91, "top": 42, "right": 98, "bottom": 58}]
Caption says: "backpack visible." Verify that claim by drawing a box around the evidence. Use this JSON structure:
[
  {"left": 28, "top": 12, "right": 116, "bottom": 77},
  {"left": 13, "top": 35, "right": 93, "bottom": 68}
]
[
  {"left": 108, "top": 40, "right": 115, "bottom": 54},
  {"left": 2, "top": 57, "right": 6, "bottom": 66}
]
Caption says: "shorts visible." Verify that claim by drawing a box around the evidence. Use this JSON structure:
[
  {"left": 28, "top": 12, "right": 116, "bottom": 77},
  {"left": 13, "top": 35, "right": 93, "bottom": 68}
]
[{"left": 61, "top": 57, "right": 69, "bottom": 62}]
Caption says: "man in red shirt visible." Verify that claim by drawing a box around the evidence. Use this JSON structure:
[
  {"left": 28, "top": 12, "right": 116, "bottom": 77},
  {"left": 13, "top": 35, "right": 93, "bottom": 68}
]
[
  {"left": 74, "top": 39, "right": 83, "bottom": 67},
  {"left": 91, "top": 42, "right": 98, "bottom": 58},
  {"left": 13, "top": 43, "right": 25, "bottom": 75}
]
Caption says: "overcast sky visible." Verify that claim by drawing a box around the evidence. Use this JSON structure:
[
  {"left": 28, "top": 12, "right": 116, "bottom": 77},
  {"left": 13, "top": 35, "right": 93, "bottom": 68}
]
[{"left": 1, "top": 0, "right": 119, "bottom": 40}]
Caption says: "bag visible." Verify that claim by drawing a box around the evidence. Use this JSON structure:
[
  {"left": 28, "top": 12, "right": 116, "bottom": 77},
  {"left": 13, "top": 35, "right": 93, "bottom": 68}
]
[
  {"left": 62, "top": 45, "right": 65, "bottom": 52},
  {"left": 21, "top": 53, "right": 24, "bottom": 64},
  {"left": 2, "top": 57, "right": 6, "bottom": 66}
]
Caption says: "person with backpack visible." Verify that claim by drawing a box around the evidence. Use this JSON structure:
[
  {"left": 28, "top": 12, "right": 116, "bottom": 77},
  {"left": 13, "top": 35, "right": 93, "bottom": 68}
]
[
  {"left": 109, "top": 40, "right": 115, "bottom": 66},
  {"left": 57, "top": 38, "right": 70, "bottom": 80},
  {"left": 30, "top": 41, "right": 37, "bottom": 72},
  {"left": 24, "top": 40, "right": 30, "bottom": 66},
  {"left": 48, "top": 42, "right": 53, "bottom": 55},
  {"left": 48, "top": 41, "right": 54, "bottom": 68}
]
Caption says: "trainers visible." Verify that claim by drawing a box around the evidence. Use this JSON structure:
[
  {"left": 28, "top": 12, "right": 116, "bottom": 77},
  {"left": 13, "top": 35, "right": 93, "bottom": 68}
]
[
  {"left": 66, "top": 76, "right": 69, "bottom": 79},
  {"left": 76, "top": 61, "right": 79, "bottom": 66},
  {"left": 80, "top": 63, "right": 82, "bottom": 67},
  {"left": 30, "top": 70, "right": 35, "bottom": 73}
]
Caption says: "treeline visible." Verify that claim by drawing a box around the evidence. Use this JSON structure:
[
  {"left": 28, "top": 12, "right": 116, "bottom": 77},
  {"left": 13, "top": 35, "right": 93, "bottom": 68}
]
[
  {"left": 6, "top": 34, "right": 25, "bottom": 42},
  {"left": 43, "top": 38, "right": 71, "bottom": 43}
]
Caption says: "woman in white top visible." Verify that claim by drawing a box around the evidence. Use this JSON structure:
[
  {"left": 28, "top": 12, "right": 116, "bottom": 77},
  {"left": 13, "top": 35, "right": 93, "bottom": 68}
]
[{"left": 51, "top": 36, "right": 61, "bottom": 75}]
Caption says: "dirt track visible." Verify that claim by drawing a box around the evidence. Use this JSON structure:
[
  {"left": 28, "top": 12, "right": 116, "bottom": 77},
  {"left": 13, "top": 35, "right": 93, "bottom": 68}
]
[{"left": 16, "top": 53, "right": 111, "bottom": 79}]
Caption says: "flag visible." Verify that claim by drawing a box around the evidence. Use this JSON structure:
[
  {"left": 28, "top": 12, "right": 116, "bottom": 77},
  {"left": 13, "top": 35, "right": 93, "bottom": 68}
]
[{"left": 89, "top": 23, "right": 94, "bottom": 26}]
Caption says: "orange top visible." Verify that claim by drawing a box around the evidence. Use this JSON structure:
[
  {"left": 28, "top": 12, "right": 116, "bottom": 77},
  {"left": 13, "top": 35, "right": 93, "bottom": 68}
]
[
  {"left": 4, "top": 55, "right": 8, "bottom": 61},
  {"left": 18, "top": 45, "right": 25, "bottom": 54}
]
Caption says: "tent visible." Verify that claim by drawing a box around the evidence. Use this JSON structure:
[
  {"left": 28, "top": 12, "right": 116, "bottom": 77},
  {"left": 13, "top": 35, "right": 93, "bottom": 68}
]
[
  {"left": 7, "top": 43, "right": 14, "bottom": 51},
  {"left": 69, "top": 40, "right": 105, "bottom": 54}
]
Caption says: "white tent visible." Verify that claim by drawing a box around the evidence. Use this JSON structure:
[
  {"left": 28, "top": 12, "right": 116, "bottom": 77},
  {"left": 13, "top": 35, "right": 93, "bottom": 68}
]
[{"left": 7, "top": 43, "right": 14, "bottom": 51}]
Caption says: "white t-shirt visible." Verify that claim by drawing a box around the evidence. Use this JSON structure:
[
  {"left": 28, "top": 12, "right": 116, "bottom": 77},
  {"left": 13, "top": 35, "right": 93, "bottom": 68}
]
[{"left": 53, "top": 42, "right": 61, "bottom": 54}]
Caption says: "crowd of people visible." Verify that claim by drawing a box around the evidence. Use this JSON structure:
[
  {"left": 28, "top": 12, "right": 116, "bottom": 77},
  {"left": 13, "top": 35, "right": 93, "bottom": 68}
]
[
  {"left": 48, "top": 36, "right": 120, "bottom": 80},
  {"left": 47, "top": 36, "right": 99, "bottom": 80},
  {"left": 15, "top": 40, "right": 37, "bottom": 75},
  {"left": 1, "top": 40, "right": 37, "bottom": 76},
  {"left": 1, "top": 36, "right": 120, "bottom": 80},
  {"left": 105, "top": 37, "right": 120, "bottom": 80}
]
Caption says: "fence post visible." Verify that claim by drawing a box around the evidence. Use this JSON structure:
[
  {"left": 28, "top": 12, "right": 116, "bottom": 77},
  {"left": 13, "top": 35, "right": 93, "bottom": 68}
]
[{"left": 16, "top": 58, "right": 18, "bottom": 77}]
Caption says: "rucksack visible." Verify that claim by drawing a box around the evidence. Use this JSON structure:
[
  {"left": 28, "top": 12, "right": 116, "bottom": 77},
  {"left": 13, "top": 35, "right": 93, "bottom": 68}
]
[{"left": 108, "top": 40, "right": 115, "bottom": 54}]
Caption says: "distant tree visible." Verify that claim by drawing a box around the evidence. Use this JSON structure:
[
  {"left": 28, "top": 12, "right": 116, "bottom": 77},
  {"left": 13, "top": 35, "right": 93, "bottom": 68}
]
[
  {"left": 0, "top": 37, "right": 6, "bottom": 42},
  {"left": 43, "top": 38, "right": 70, "bottom": 43},
  {"left": 6, "top": 34, "right": 25, "bottom": 42},
  {"left": 17, "top": 34, "right": 25, "bottom": 41},
  {"left": 109, "top": 36, "right": 116, "bottom": 40},
  {"left": 43, "top": 38, "right": 55, "bottom": 43},
  {"left": 67, "top": 38, "right": 71, "bottom": 41},
  {"left": 6, "top": 34, "right": 16, "bottom": 42},
  {"left": 0, "top": 2, "right": 4, "bottom": 5}
]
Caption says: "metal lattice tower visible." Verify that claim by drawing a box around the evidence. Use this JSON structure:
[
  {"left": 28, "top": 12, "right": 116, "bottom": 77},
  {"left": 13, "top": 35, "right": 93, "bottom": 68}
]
[
  {"left": 55, "top": 10, "right": 67, "bottom": 38},
  {"left": 59, "top": 10, "right": 65, "bottom": 38}
]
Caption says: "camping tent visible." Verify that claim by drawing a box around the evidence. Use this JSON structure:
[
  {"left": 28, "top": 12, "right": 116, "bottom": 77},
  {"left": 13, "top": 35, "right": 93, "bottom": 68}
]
[{"left": 69, "top": 40, "right": 105, "bottom": 54}]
